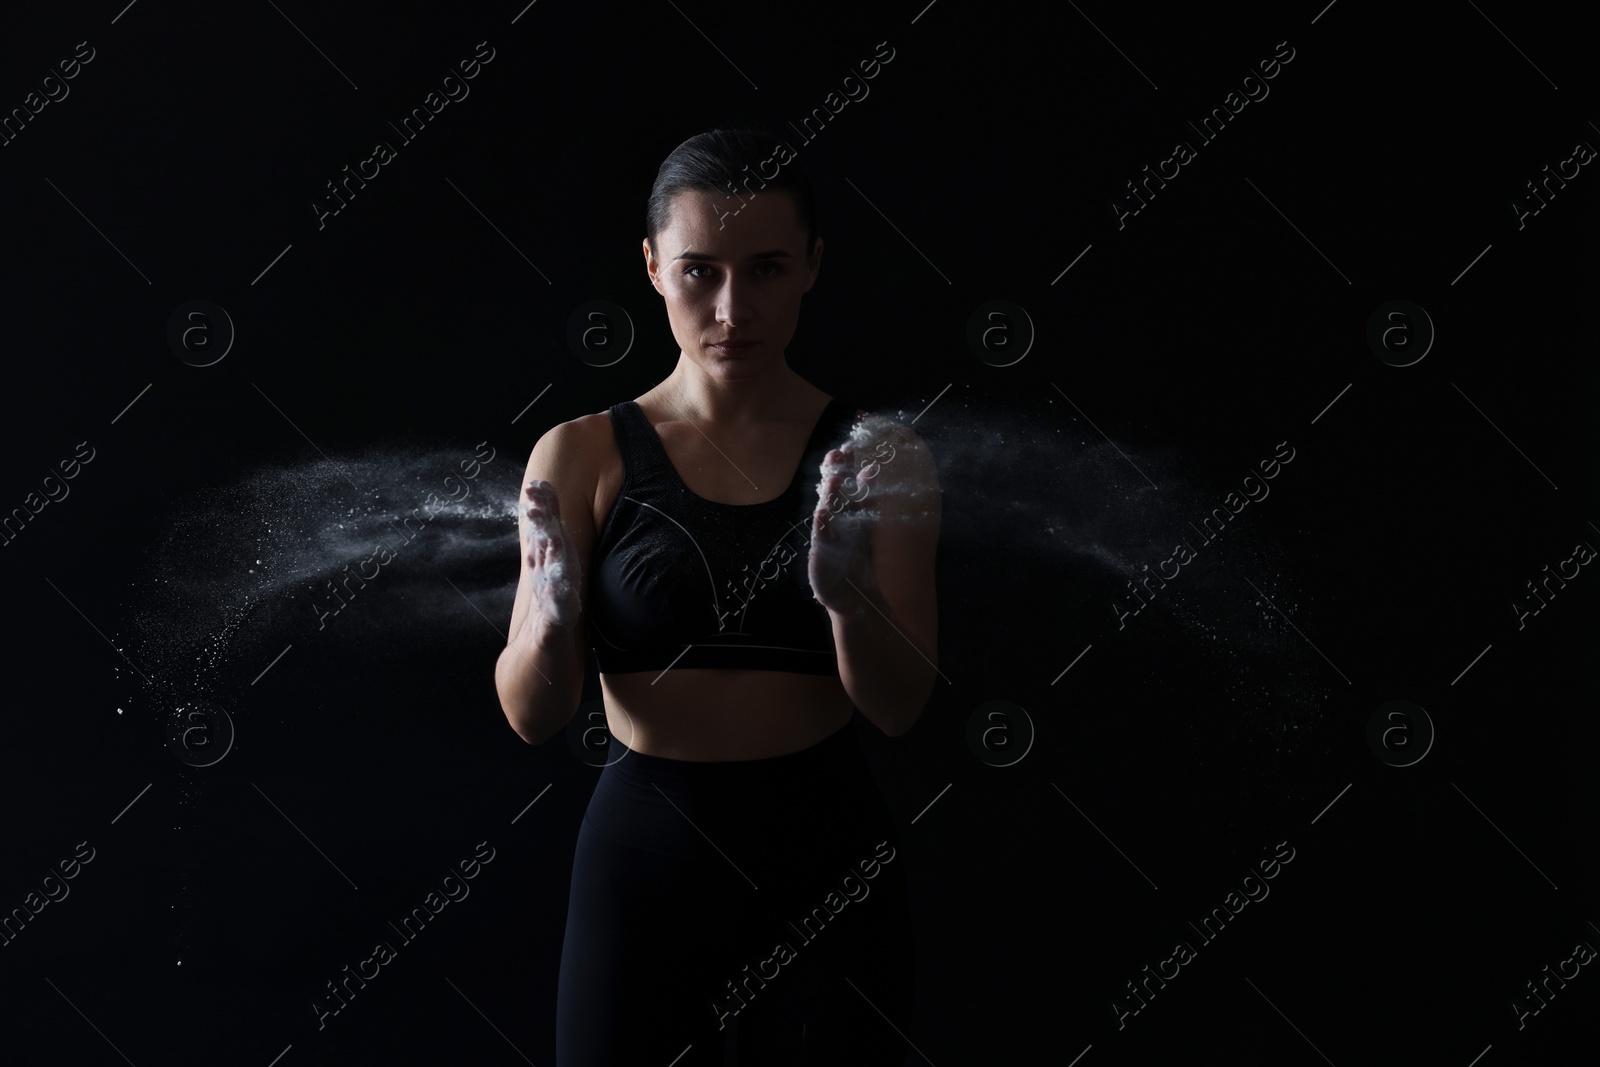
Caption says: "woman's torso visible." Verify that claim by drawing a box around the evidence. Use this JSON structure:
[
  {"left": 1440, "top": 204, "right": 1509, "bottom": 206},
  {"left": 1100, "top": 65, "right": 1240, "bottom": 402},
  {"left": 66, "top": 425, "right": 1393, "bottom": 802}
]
[{"left": 580, "top": 385, "right": 863, "bottom": 761}]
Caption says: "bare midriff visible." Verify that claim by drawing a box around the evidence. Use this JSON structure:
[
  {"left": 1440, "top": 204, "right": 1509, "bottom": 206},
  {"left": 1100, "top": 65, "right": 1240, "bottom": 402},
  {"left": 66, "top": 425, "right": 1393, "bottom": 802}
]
[{"left": 598, "top": 669, "right": 854, "bottom": 761}]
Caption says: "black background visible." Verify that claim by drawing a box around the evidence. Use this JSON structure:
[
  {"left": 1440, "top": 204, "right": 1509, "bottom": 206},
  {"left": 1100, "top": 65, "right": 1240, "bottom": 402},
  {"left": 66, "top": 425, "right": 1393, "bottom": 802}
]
[{"left": 1, "top": 1, "right": 1596, "bottom": 1064}]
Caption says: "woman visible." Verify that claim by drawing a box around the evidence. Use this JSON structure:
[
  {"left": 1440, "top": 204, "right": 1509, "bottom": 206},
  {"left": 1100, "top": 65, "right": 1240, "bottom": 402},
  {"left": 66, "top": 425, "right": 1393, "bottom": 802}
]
[{"left": 494, "top": 128, "right": 941, "bottom": 1065}]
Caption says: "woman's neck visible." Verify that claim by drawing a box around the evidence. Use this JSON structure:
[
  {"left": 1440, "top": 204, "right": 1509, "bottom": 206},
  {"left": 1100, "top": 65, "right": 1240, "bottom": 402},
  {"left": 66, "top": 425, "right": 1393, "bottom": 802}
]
[{"left": 655, "top": 357, "right": 815, "bottom": 426}]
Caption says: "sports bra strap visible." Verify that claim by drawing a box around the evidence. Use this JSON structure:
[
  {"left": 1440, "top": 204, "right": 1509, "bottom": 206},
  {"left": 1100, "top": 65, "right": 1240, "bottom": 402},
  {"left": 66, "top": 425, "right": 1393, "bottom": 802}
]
[{"left": 606, "top": 401, "right": 673, "bottom": 494}]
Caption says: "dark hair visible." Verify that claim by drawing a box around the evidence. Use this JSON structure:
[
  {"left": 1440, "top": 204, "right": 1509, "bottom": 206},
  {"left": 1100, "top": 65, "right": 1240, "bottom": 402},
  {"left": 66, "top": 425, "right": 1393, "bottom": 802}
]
[{"left": 645, "top": 126, "right": 819, "bottom": 262}]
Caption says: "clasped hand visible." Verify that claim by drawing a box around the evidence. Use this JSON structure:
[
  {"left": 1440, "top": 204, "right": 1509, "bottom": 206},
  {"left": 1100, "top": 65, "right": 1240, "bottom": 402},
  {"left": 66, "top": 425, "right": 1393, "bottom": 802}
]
[{"left": 807, "top": 441, "right": 885, "bottom": 614}]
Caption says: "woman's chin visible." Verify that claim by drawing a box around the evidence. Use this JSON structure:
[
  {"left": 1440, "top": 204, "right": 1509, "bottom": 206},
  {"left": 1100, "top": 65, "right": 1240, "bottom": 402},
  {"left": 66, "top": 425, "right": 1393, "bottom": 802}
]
[{"left": 711, "top": 356, "right": 777, "bottom": 378}]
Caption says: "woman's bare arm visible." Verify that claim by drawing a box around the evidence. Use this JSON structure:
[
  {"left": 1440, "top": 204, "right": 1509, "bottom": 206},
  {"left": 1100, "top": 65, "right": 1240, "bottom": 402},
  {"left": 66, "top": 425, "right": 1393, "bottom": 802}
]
[{"left": 494, "top": 419, "right": 597, "bottom": 744}]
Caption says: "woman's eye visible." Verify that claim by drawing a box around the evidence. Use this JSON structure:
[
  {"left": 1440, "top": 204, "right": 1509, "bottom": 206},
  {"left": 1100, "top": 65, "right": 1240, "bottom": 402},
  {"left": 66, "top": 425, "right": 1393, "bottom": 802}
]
[{"left": 684, "top": 263, "right": 781, "bottom": 279}]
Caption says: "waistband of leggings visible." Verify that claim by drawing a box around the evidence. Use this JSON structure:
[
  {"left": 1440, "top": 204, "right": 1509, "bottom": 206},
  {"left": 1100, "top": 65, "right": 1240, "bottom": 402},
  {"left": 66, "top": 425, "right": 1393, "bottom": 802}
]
[{"left": 604, "top": 715, "right": 862, "bottom": 791}]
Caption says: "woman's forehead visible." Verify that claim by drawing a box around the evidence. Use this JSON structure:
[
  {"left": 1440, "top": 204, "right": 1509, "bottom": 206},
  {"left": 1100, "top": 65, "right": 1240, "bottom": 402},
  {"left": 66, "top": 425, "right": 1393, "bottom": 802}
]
[{"left": 662, "top": 189, "right": 803, "bottom": 246}]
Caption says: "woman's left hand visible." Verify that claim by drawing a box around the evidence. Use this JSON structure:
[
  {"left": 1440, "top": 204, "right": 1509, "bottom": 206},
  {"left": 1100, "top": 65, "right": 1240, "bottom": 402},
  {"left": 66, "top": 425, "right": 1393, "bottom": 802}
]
[{"left": 808, "top": 441, "right": 882, "bottom": 613}]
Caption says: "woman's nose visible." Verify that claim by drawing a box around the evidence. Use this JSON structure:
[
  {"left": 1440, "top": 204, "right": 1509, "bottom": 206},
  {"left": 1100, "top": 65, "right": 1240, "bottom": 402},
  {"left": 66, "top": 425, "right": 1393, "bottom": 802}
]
[{"left": 714, "top": 278, "right": 756, "bottom": 324}]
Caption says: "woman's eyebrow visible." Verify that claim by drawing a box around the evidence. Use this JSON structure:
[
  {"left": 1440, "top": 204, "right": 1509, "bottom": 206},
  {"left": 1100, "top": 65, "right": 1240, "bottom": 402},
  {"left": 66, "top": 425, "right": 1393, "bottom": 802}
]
[{"left": 673, "top": 249, "right": 795, "bottom": 262}]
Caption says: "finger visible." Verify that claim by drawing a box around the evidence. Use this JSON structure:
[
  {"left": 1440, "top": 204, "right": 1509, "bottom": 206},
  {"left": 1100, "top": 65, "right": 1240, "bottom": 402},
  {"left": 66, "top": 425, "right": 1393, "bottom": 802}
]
[
  {"left": 534, "top": 534, "right": 564, "bottom": 574},
  {"left": 840, "top": 466, "right": 876, "bottom": 502},
  {"left": 527, "top": 486, "right": 559, "bottom": 511},
  {"left": 820, "top": 448, "right": 852, "bottom": 479},
  {"left": 526, "top": 502, "right": 564, "bottom": 534},
  {"left": 813, "top": 502, "right": 832, "bottom": 541},
  {"left": 525, "top": 481, "right": 561, "bottom": 513},
  {"left": 813, "top": 479, "right": 838, "bottom": 513},
  {"left": 526, "top": 527, "right": 551, "bottom": 563}
]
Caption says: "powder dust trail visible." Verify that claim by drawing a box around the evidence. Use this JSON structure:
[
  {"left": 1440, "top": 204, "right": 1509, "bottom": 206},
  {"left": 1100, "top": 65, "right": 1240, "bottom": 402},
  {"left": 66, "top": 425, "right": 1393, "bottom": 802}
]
[
  {"left": 118, "top": 402, "right": 1328, "bottom": 764},
  {"left": 117, "top": 443, "right": 523, "bottom": 747},
  {"left": 843, "top": 393, "right": 1331, "bottom": 754},
  {"left": 112, "top": 440, "right": 524, "bottom": 971}
]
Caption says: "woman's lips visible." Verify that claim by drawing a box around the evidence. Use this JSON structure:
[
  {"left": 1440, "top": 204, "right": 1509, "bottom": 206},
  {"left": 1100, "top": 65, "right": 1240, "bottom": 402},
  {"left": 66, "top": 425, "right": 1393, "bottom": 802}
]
[{"left": 708, "top": 341, "right": 757, "bottom": 353}]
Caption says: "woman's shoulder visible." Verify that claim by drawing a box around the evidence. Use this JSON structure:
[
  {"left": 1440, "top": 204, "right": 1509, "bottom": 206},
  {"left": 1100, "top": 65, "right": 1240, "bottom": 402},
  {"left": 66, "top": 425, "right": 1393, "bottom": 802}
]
[
  {"left": 523, "top": 408, "right": 623, "bottom": 485},
  {"left": 531, "top": 408, "right": 616, "bottom": 449},
  {"left": 520, "top": 410, "right": 627, "bottom": 533}
]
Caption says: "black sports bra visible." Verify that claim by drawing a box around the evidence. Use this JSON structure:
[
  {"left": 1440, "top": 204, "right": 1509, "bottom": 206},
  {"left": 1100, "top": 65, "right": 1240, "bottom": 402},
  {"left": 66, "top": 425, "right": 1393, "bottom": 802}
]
[{"left": 586, "top": 397, "right": 862, "bottom": 674}]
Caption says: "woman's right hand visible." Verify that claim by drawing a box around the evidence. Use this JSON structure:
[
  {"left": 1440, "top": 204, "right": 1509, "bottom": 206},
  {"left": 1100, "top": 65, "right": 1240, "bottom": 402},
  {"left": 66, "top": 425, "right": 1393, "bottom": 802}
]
[{"left": 523, "top": 479, "right": 582, "bottom": 633}]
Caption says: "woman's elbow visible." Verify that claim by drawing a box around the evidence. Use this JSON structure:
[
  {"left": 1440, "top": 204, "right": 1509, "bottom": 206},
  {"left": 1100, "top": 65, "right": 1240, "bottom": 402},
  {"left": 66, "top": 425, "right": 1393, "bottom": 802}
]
[
  {"left": 501, "top": 704, "right": 539, "bottom": 745},
  {"left": 499, "top": 693, "right": 568, "bottom": 746},
  {"left": 494, "top": 658, "right": 543, "bottom": 745},
  {"left": 494, "top": 687, "right": 535, "bottom": 745}
]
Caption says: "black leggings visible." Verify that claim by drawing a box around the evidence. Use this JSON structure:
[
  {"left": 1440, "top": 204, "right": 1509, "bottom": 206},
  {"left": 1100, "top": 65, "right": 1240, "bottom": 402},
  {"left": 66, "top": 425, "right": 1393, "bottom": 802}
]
[{"left": 555, "top": 717, "right": 914, "bottom": 1066}]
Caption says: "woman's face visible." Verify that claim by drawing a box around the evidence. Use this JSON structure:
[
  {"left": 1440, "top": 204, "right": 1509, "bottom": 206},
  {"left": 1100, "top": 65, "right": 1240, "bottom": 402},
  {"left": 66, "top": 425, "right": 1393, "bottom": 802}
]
[{"left": 643, "top": 188, "right": 822, "bottom": 379}]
